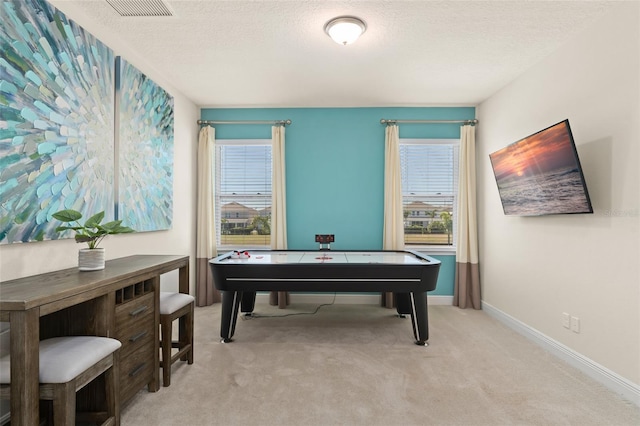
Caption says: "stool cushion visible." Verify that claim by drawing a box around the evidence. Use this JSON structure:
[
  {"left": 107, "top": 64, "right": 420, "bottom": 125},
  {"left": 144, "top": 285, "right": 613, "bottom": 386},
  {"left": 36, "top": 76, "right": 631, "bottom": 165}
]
[
  {"left": 0, "top": 336, "right": 121, "bottom": 384},
  {"left": 160, "top": 292, "right": 195, "bottom": 315}
]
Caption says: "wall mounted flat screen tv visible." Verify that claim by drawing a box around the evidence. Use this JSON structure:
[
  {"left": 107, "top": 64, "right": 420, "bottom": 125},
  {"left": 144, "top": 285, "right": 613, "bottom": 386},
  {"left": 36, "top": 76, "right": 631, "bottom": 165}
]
[{"left": 489, "top": 119, "right": 593, "bottom": 216}]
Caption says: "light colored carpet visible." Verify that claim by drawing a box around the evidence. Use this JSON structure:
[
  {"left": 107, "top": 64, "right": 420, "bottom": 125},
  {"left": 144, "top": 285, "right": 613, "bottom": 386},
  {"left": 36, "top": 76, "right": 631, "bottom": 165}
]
[{"left": 122, "top": 302, "right": 640, "bottom": 425}]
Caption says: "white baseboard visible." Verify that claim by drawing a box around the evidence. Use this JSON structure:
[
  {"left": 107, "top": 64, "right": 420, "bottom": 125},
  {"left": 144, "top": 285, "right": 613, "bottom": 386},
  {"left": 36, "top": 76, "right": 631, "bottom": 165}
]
[
  {"left": 483, "top": 302, "right": 640, "bottom": 407},
  {"left": 255, "top": 293, "right": 453, "bottom": 306}
]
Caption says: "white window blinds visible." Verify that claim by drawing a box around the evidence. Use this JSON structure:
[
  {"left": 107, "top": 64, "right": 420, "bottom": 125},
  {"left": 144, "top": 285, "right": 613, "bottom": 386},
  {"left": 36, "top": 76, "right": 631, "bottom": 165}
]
[
  {"left": 215, "top": 140, "right": 272, "bottom": 247},
  {"left": 399, "top": 139, "right": 459, "bottom": 247}
]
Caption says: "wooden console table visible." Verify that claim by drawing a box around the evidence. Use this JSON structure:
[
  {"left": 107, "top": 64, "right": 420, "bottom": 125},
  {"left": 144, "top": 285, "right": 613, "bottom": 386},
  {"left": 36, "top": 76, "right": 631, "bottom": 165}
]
[{"left": 0, "top": 254, "right": 189, "bottom": 426}]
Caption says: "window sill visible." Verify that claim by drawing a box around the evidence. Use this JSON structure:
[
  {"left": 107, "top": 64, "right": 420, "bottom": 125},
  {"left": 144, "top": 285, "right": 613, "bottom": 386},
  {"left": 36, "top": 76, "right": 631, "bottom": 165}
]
[
  {"left": 406, "top": 246, "right": 456, "bottom": 256},
  {"left": 218, "top": 245, "right": 270, "bottom": 252}
]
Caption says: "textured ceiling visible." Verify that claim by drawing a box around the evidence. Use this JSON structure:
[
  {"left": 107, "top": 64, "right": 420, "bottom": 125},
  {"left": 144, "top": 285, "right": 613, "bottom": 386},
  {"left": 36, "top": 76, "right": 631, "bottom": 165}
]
[{"left": 49, "top": 0, "right": 617, "bottom": 108}]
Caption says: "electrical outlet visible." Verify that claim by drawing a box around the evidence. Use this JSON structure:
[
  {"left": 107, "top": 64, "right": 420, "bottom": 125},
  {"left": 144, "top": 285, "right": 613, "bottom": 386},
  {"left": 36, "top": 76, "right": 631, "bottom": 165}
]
[
  {"left": 571, "top": 316, "right": 580, "bottom": 333},
  {"left": 562, "top": 312, "right": 570, "bottom": 329}
]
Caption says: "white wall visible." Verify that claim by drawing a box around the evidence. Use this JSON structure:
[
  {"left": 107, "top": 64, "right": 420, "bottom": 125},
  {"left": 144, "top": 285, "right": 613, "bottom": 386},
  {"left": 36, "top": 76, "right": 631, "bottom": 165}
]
[
  {"left": 477, "top": 2, "right": 639, "bottom": 387},
  {"left": 0, "top": 1, "right": 199, "bottom": 293}
]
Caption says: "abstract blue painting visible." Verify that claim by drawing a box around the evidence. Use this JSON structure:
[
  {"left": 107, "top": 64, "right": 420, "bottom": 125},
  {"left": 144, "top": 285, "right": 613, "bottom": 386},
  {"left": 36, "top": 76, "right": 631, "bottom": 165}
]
[
  {"left": 0, "top": 0, "right": 115, "bottom": 244},
  {"left": 116, "top": 57, "right": 173, "bottom": 231}
]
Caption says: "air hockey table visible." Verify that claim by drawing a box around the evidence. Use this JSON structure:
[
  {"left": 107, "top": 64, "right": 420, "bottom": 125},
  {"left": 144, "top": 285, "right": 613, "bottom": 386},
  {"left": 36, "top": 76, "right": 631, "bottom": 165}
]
[{"left": 209, "top": 250, "right": 441, "bottom": 345}]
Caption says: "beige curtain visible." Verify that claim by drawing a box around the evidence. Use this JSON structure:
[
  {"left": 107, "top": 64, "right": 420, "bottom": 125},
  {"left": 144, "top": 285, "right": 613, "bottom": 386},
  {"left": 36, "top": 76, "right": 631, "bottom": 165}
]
[
  {"left": 269, "top": 125, "right": 290, "bottom": 308},
  {"left": 195, "top": 125, "right": 220, "bottom": 306},
  {"left": 454, "top": 124, "right": 481, "bottom": 309},
  {"left": 271, "top": 125, "right": 287, "bottom": 250},
  {"left": 382, "top": 124, "right": 404, "bottom": 307}
]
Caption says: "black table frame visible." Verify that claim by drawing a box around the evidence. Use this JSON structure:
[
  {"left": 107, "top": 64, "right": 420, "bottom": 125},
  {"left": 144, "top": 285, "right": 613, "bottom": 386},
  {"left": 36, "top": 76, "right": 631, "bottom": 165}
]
[{"left": 209, "top": 250, "right": 441, "bottom": 345}]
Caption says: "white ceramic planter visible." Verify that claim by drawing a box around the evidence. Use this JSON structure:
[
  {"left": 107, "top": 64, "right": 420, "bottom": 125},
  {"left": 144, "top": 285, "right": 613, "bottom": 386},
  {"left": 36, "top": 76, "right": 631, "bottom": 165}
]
[{"left": 78, "top": 248, "right": 105, "bottom": 271}]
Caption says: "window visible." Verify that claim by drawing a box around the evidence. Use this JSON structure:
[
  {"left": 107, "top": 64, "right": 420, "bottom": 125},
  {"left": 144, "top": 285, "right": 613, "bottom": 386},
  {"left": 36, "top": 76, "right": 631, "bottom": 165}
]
[
  {"left": 400, "top": 139, "right": 459, "bottom": 248},
  {"left": 215, "top": 139, "right": 271, "bottom": 247}
]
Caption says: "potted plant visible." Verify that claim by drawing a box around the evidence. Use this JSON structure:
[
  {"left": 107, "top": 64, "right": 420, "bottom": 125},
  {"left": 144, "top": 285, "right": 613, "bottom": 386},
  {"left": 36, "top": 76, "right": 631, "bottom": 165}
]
[{"left": 52, "top": 209, "right": 135, "bottom": 271}]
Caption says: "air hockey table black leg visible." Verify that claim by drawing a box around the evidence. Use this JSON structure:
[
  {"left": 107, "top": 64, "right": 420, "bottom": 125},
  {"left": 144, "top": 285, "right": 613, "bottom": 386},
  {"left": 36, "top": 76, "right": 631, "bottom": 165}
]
[
  {"left": 220, "top": 290, "right": 242, "bottom": 343},
  {"left": 241, "top": 291, "right": 257, "bottom": 314},
  {"left": 409, "top": 291, "right": 429, "bottom": 346},
  {"left": 395, "top": 292, "right": 411, "bottom": 318}
]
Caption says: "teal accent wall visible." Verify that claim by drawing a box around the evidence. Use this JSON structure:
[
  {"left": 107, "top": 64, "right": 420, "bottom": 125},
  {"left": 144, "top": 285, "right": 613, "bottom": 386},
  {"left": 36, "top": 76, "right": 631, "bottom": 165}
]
[
  {"left": 428, "top": 254, "right": 455, "bottom": 296},
  {"left": 201, "top": 107, "right": 475, "bottom": 295}
]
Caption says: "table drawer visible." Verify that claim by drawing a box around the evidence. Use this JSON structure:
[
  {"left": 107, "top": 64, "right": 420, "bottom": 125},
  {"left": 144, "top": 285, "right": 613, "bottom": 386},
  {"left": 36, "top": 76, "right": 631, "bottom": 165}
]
[
  {"left": 116, "top": 314, "right": 155, "bottom": 357},
  {"left": 115, "top": 290, "right": 157, "bottom": 403},
  {"left": 115, "top": 291, "right": 154, "bottom": 327},
  {"left": 119, "top": 343, "right": 155, "bottom": 403}
]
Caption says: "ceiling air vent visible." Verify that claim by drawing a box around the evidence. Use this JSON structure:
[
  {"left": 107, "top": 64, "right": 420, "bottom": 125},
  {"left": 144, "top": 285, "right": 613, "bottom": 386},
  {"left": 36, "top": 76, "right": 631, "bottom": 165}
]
[{"left": 106, "top": 0, "right": 173, "bottom": 17}]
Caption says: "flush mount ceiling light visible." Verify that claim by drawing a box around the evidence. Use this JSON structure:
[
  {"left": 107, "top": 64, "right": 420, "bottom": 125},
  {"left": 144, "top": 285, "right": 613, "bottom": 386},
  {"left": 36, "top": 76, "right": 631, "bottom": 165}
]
[{"left": 324, "top": 16, "right": 367, "bottom": 45}]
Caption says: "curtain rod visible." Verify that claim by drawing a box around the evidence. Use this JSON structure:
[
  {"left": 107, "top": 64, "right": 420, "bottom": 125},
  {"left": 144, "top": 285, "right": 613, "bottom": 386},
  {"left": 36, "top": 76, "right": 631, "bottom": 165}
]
[
  {"left": 380, "top": 119, "right": 478, "bottom": 125},
  {"left": 197, "top": 119, "right": 292, "bottom": 126}
]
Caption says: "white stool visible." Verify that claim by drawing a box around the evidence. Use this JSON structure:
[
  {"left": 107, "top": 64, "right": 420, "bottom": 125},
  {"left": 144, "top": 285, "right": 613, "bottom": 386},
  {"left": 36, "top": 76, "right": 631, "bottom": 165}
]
[
  {"left": 0, "top": 336, "right": 121, "bottom": 426},
  {"left": 159, "top": 292, "right": 194, "bottom": 387}
]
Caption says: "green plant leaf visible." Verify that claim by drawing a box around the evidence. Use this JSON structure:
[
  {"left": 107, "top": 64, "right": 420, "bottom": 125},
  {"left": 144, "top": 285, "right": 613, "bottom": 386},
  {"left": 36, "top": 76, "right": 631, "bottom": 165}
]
[
  {"left": 100, "top": 220, "right": 122, "bottom": 231},
  {"left": 52, "top": 209, "right": 82, "bottom": 222},
  {"left": 55, "top": 225, "right": 83, "bottom": 232},
  {"left": 113, "top": 225, "right": 135, "bottom": 234},
  {"left": 84, "top": 211, "right": 105, "bottom": 228},
  {"left": 84, "top": 229, "right": 104, "bottom": 238},
  {"left": 100, "top": 221, "right": 134, "bottom": 234}
]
